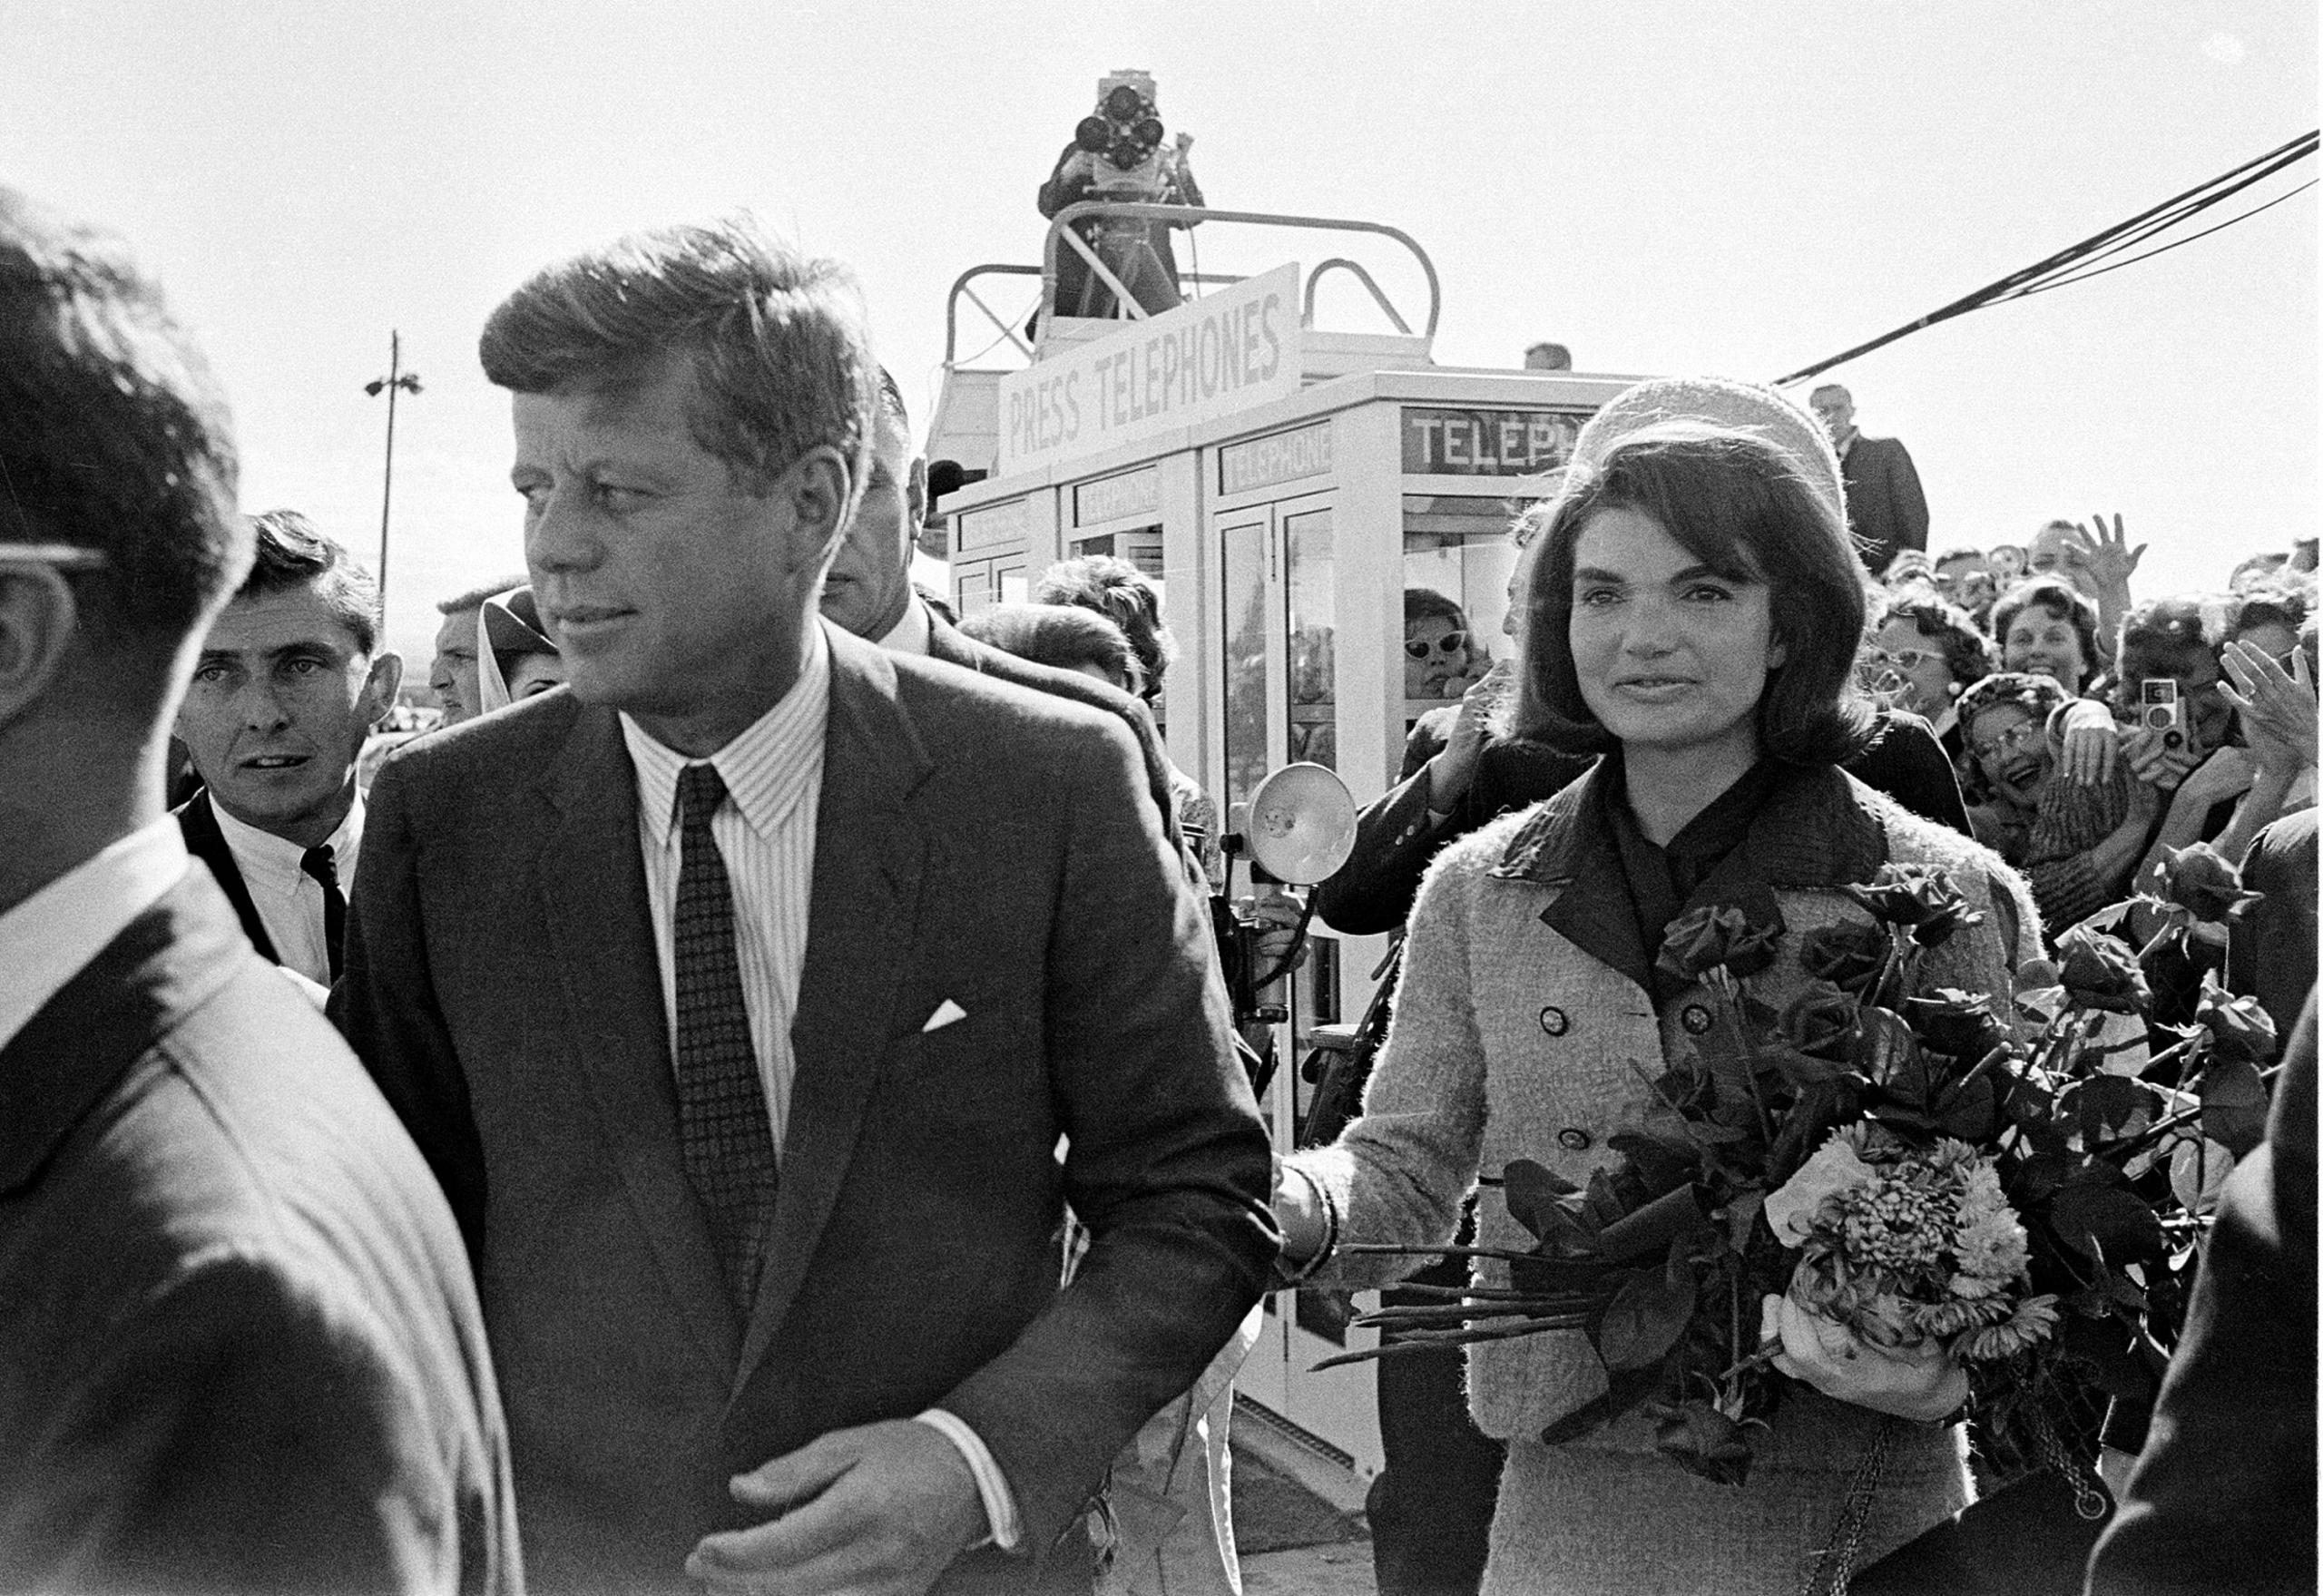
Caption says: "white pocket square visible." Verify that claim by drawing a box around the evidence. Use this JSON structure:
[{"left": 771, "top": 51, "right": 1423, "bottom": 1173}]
[{"left": 922, "top": 999, "right": 968, "bottom": 1033}]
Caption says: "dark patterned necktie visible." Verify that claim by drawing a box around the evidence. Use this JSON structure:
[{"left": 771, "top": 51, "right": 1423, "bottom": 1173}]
[
  {"left": 298, "top": 843, "right": 346, "bottom": 982},
  {"left": 671, "top": 762, "right": 779, "bottom": 1317}
]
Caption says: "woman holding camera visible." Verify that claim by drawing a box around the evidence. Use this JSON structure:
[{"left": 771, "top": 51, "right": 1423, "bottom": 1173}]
[{"left": 1272, "top": 398, "right": 2040, "bottom": 1595}]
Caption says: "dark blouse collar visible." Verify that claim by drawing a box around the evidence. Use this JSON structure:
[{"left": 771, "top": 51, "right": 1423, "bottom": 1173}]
[{"left": 1493, "top": 757, "right": 1890, "bottom": 998}]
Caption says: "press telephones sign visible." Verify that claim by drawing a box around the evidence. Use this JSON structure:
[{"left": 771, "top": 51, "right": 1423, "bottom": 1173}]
[{"left": 1402, "top": 408, "right": 1580, "bottom": 476}]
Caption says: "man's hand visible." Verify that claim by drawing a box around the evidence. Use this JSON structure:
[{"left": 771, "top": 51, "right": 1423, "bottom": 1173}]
[{"left": 686, "top": 1421, "right": 989, "bottom": 1596}]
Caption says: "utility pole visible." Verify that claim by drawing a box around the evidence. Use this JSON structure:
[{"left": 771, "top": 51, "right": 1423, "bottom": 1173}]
[{"left": 364, "top": 330, "right": 422, "bottom": 634}]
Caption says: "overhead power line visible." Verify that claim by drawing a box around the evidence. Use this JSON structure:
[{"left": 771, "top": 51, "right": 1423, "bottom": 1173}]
[{"left": 1776, "top": 130, "right": 2318, "bottom": 387}]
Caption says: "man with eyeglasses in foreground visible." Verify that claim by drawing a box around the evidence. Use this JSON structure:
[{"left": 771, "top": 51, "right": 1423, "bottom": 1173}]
[{"left": 0, "top": 183, "right": 517, "bottom": 1596}]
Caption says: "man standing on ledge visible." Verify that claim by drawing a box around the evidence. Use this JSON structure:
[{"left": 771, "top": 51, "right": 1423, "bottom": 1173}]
[
  {"left": 1810, "top": 382, "right": 1929, "bottom": 575},
  {"left": 334, "top": 216, "right": 1275, "bottom": 1595}
]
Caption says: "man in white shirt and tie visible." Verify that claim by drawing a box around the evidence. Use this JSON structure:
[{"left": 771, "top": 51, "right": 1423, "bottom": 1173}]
[
  {"left": 172, "top": 510, "right": 401, "bottom": 989},
  {"left": 335, "top": 215, "right": 1273, "bottom": 1596}
]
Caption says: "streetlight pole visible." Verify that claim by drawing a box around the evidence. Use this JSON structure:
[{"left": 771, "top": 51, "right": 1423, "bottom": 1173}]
[{"left": 364, "top": 330, "right": 422, "bottom": 636}]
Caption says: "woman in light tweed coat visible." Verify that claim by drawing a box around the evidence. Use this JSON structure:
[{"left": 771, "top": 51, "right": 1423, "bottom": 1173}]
[{"left": 1278, "top": 416, "right": 2041, "bottom": 1596}]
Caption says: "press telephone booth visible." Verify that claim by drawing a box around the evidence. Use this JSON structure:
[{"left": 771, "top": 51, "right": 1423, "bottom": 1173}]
[{"left": 930, "top": 210, "right": 1634, "bottom": 1478}]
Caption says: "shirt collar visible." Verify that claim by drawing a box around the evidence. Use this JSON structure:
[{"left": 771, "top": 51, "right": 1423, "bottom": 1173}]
[
  {"left": 622, "top": 622, "right": 833, "bottom": 848},
  {"left": 0, "top": 818, "right": 190, "bottom": 1054},
  {"left": 876, "top": 595, "right": 934, "bottom": 656},
  {"left": 1495, "top": 756, "right": 1887, "bottom": 892},
  {"left": 209, "top": 788, "right": 365, "bottom": 896}
]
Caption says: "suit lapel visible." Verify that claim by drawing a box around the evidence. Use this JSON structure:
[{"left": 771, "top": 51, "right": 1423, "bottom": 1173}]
[
  {"left": 1497, "top": 765, "right": 1657, "bottom": 996},
  {"left": 735, "top": 632, "right": 933, "bottom": 1389},
  {"left": 534, "top": 706, "right": 739, "bottom": 1374},
  {"left": 176, "top": 789, "right": 279, "bottom": 964},
  {"left": 0, "top": 873, "right": 244, "bottom": 1195}
]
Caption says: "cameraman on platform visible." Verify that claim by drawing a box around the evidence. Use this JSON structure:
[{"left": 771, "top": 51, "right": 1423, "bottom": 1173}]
[{"left": 1038, "top": 70, "right": 1203, "bottom": 320}]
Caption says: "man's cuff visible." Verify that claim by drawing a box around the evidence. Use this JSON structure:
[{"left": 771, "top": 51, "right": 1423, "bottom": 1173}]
[{"left": 914, "top": 1409, "right": 1022, "bottom": 1552}]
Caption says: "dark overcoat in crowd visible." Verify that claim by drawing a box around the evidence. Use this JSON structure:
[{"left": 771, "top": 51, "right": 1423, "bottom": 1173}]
[
  {"left": 0, "top": 870, "right": 521, "bottom": 1594},
  {"left": 1841, "top": 433, "right": 1931, "bottom": 575},
  {"left": 331, "top": 625, "right": 1275, "bottom": 1595}
]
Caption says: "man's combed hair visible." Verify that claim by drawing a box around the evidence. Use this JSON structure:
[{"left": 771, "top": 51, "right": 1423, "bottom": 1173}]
[
  {"left": 240, "top": 510, "right": 380, "bottom": 655},
  {"left": 1512, "top": 423, "right": 1877, "bottom": 766},
  {"left": 478, "top": 215, "right": 877, "bottom": 525},
  {"left": 0, "top": 185, "right": 244, "bottom": 649}
]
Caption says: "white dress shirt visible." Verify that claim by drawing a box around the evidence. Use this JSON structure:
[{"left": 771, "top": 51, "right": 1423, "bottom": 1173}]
[
  {"left": 209, "top": 792, "right": 364, "bottom": 988},
  {"left": 0, "top": 820, "right": 190, "bottom": 1053},
  {"left": 617, "top": 621, "right": 1019, "bottom": 1550}
]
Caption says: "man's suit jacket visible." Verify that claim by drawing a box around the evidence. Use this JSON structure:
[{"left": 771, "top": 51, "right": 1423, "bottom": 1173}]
[
  {"left": 920, "top": 604, "right": 1191, "bottom": 870},
  {"left": 0, "top": 869, "right": 520, "bottom": 1594},
  {"left": 332, "top": 627, "right": 1277, "bottom": 1595},
  {"left": 172, "top": 786, "right": 278, "bottom": 963},
  {"left": 1840, "top": 433, "right": 1930, "bottom": 575}
]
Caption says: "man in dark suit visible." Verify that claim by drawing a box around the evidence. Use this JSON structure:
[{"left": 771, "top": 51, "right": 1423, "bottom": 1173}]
[
  {"left": 818, "top": 370, "right": 1189, "bottom": 870},
  {"left": 1811, "top": 384, "right": 1929, "bottom": 576},
  {"left": 333, "top": 218, "right": 1276, "bottom": 1596},
  {"left": 0, "top": 183, "right": 518, "bottom": 1594},
  {"left": 173, "top": 510, "right": 401, "bottom": 988}
]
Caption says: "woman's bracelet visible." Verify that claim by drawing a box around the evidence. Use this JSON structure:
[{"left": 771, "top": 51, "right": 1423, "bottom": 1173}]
[{"left": 1274, "top": 1162, "right": 1342, "bottom": 1286}]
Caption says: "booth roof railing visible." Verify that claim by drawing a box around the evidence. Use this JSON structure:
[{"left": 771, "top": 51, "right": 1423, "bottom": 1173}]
[{"left": 942, "top": 204, "right": 1441, "bottom": 367}]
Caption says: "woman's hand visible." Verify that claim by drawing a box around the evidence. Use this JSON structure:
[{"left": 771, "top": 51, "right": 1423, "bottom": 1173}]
[
  {"left": 2052, "top": 698, "right": 2120, "bottom": 786},
  {"left": 1759, "top": 1293, "right": 1968, "bottom": 1422},
  {"left": 2077, "top": 511, "right": 2147, "bottom": 596},
  {"left": 2220, "top": 638, "right": 2318, "bottom": 778},
  {"left": 2122, "top": 727, "right": 2201, "bottom": 794},
  {"left": 1428, "top": 661, "right": 1511, "bottom": 817},
  {"left": 1271, "top": 1160, "right": 1329, "bottom": 1265}
]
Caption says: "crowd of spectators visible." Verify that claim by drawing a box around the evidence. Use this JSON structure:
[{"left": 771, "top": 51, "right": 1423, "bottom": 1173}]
[{"left": 1865, "top": 522, "right": 2318, "bottom": 1037}]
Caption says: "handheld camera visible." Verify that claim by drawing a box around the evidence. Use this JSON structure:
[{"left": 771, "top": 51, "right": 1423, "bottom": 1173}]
[{"left": 2140, "top": 678, "right": 2184, "bottom": 750}]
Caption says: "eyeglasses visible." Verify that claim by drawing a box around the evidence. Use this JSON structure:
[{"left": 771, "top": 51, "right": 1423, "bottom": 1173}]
[
  {"left": 0, "top": 543, "right": 110, "bottom": 571},
  {"left": 1969, "top": 723, "right": 2044, "bottom": 764},
  {"left": 1406, "top": 631, "right": 1468, "bottom": 660},
  {"left": 1871, "top": 647, "right": 1944, "bottom": 672}
]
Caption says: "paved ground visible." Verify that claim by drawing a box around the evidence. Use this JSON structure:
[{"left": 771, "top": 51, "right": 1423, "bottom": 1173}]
[
  {"left": 1241, "top": 1539, "right": 1378, "bottom": 1594},
  {"left": 1230, "top": 1420, "right": 1377, "bottom": 1595}
]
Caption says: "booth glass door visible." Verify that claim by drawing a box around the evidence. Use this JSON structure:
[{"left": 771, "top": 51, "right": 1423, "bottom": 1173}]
[{"left": 1212, "top": 494, "right": 1381, "bottom": 1474}]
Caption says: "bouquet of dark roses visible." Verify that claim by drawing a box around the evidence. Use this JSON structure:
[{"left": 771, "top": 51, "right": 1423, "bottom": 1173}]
[{"left": 1318, "top": 847, "right": 2277, "bottom": 1508}]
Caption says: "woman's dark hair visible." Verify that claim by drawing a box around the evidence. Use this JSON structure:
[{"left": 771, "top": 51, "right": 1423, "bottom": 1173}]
[
  {"left": 2229, "top": 585, "right": 2308, "bottom": 644},
  {"left": 1989, "top": 578, "right": 2104, "bottom": 691},
  {"left": 958, "top": 602, "right": 1136, "bottom": 691},
  {"left": 1875, "top": 593, "right": 1995, "bottom": 695},
  {"left": 1032, "top": 553, "right": 1173, "bottom": 701},
  {"left": 1510, "top": 423, "right": 1875, "bottom": 765},
  {"left": 2112, "top": 594, "right": 2226, "bottom": 713},
  {"left": 1403, "top": 587, "right": 1469, "bottom": 629}
]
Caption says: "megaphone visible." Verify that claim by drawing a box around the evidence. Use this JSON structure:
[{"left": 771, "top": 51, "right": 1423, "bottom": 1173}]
[{"left": 1242, "top": 762, "right": 1358, "bottom": 886}]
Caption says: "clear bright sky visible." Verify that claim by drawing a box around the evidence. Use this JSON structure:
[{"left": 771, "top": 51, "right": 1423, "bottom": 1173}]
[{"left": 5, "top": 1, "right": 2314, "bottom": 670}]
